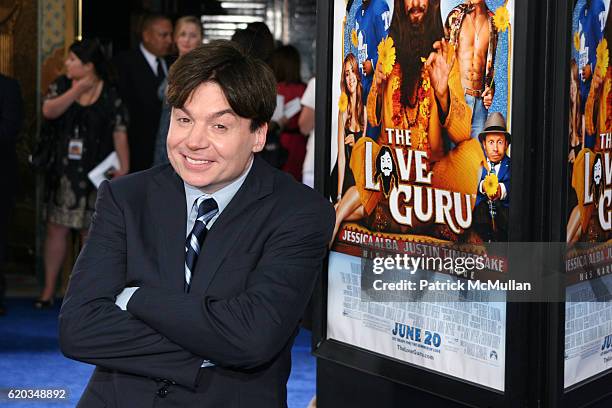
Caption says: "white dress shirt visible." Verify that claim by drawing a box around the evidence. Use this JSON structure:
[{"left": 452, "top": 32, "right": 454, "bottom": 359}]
[{"left": 139, "top": 43, "right": 168, "bottom": 77}]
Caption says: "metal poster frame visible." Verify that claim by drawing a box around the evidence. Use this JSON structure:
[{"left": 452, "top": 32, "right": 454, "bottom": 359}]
[
  {"left": 312, "top": 0, "right": 539, "bottom": 406},
  {"left": 551, "top": 0, "right": 612, "bottom": 406}
]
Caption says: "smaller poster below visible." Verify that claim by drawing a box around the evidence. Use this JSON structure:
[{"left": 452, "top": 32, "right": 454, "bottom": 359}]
[
  {"left": 327, "top": 251, "right": 507, "bottom": 391},
  {"left": 564, "top": 274, "right": 612, "bottom": 388}
]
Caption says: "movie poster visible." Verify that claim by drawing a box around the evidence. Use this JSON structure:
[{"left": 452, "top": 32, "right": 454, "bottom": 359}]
[
  {"left": 326, "top": 0, "right": 514, "bottom": 391},
  {"left": 565, "top": 0, "right": 612, "bottom": 389}
]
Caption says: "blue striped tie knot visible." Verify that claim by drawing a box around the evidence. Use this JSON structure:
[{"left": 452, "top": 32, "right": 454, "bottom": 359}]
[{"left": 185, "top": 197, "right": 218, "bottom": 292}]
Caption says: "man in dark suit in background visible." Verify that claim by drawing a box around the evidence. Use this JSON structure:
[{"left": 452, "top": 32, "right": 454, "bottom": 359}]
[
  {"left": 114, "top": 13, "right": 172, "bottom": 172},
  {"left": 59, "top": 41, "right": 334, "bottom": 407},
  {"left": 0, "top": 74, "right": 23, "bottom": 316}
]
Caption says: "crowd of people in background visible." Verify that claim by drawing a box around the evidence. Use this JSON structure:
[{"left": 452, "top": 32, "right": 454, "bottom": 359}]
[{"left": 0, "top": 13, "right": 317, "bottom": 312}]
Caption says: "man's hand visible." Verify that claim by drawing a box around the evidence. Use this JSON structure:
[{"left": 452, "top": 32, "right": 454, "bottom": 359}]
[
  {"left": 482, "top": 86, "right": 494, "bottom": 109},
  {"left": 489, "top": 184, "right": 502, "bottom": 201},
  {"left": 277, "top": 116, "right": 288, "bottom": 129},
  {"left": 363, "top": 60, "right": 374, "bottom": 77},
  {"left": 373, "top": 59, "right": 390, "bottom": 89},
  {"left": 425, "top": 39, "right": 452, "bottom": 114},
  {"left": 591, "top": 70, "right": 605, "bottom": 95},
  {"left": 111, "top": 167, "right": 129, "bottom": 178}
]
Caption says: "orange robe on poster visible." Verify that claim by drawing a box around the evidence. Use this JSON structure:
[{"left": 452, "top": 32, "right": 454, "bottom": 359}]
[
  {"left": 585, "top": 66, "right": 612, "bottom": 139},
  {"left": 572, "top": 148, "right": 596, "bottom": 235},
  {"left": 575, "top": 66, "right": 612, "bottom": 236},
  {"left": 350, "top": 58, "right": 486, "bottom": 217}
]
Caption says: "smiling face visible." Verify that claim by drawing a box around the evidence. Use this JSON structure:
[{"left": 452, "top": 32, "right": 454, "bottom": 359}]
[
  {"left": 570, "top": 62, "right": 579, "bottom": 104},
  {"left": 175, "top": 22, "right": 203, "bottom": 56},
  {"left": 594, "top": 158, "right": 602, "bottom": 185},
  {"left": 570, "top": 76, "right": 578, "bottom": 103},
  {"left": 344, "top": 60, "right": 358, "bottom": 95},
  {"left": 403, "top": 0, "right": 429, "bottom": 25},
  {"left": 380, "top": 151, "right": 393, "bottom": 176},
  {"left": 167, "top": 81, "right": 267, "bottom": 193}
]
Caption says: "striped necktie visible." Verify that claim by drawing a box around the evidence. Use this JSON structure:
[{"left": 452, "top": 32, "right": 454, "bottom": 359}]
[
  {"left": 184, "top": 197, "right": 218, "bottom": 292},
  {"left": 156, "top": 57, "right": 165, "bottom": 80}
]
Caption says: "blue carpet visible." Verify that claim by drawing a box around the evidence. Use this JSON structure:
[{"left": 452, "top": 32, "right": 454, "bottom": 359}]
[{"left": 0, "top": 298, "right": 315, "bottom": 407}]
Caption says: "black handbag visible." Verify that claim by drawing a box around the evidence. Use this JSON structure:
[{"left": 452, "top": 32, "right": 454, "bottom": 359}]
[{"left": 29, "top": 120, "right": 57, "bottom": 172}]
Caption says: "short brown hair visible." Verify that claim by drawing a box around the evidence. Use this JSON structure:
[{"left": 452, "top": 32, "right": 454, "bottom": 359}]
[
  {"left": 270, "top": 45, "right": 302, "bottom": 83},
  {"left": 167, "top": 40, "right": 276, "bottom": 132},
  {"left": 141, "top": 13, "right": 171, "bottom": 34}
]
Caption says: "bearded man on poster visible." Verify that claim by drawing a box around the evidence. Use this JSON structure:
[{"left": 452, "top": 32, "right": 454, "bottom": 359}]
[{"left": 332, "top": 0, "right": 485, "bottom": 242}]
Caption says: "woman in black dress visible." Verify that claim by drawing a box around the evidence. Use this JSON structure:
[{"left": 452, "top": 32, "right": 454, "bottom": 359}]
[{"left": 35, "top": 40, "right": 129, "bottom": 307}]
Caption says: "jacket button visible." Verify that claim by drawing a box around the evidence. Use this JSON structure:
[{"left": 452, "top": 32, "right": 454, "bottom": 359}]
[{"left": 157, "top": 387, "right": 168, "bottom": 398}]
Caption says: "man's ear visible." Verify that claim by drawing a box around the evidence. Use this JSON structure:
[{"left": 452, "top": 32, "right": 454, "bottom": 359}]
[
  {"left": 252, "top": 123, "right": 268, "bottom": 153},
  {"left": 142, "top": 29, "right": 151, "bottom": 45}
]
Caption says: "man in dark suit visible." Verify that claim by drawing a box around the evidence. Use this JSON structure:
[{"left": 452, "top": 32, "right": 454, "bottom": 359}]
[
  {"left": 0, "top": 74, "right": 23, "bottom": 316},
  {"left": 473, "top": 112, "right": 511, "bottom": 242},
  {"left": 59, "top": 41, "right": 334, "bottom": 407},
  {"left": 114, "top": 13, "right": 172, "bottom": 172}
]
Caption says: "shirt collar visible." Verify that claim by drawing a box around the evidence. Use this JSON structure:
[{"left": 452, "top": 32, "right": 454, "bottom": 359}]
[
  {"left": 488, "top": 157, "right": 505, "bottom": 169},
  {"left": 139, "top": 43, "right": 162, "bottom": 75},
  {"left": 183, "top": 156, "right": 254, "bottom": 216}
]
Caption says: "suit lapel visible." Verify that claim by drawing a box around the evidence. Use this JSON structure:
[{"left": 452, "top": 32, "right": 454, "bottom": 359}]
[
  {"left": 497, "top": 156, "right": 509, "bottom": 181},
  {"left": 136, "top": 48, "right": 161, "bottom": 87},
  {"left": 149, "top": 165, "right": 187, "bottom": 292},
  {"left": 190, "top": 157, "right": 274, "bottom": 294}
]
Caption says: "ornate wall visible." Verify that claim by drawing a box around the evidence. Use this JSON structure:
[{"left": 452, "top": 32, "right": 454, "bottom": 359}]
[
  {"left": 0, "top": 0, "right": 37, "bottom": 275},
  {"left": 0, "top": 0, "right": 76, "bottom": 278},
  {"left": 40, "top": 0, "right": 75, "bottom": 93},
  {"left": 0, "top": 0, "right": 36, "bottom": 136},
  {"left": 0, "top": 1, "right": 21, "bottom": 76}
]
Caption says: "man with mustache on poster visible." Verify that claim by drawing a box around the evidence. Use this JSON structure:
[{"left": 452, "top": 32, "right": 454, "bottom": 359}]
[
  {"left": 472, "top": 112, "right": 511, "bottom": 242},
  {"left": 376, "top": 145, "right": 399, "bottom": 197},
  {"left": 332, "top": 0, "right": 485, "bottom": 242},
  {"left": 445, "top": 0, "right": 498, "bottom": 137}
]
